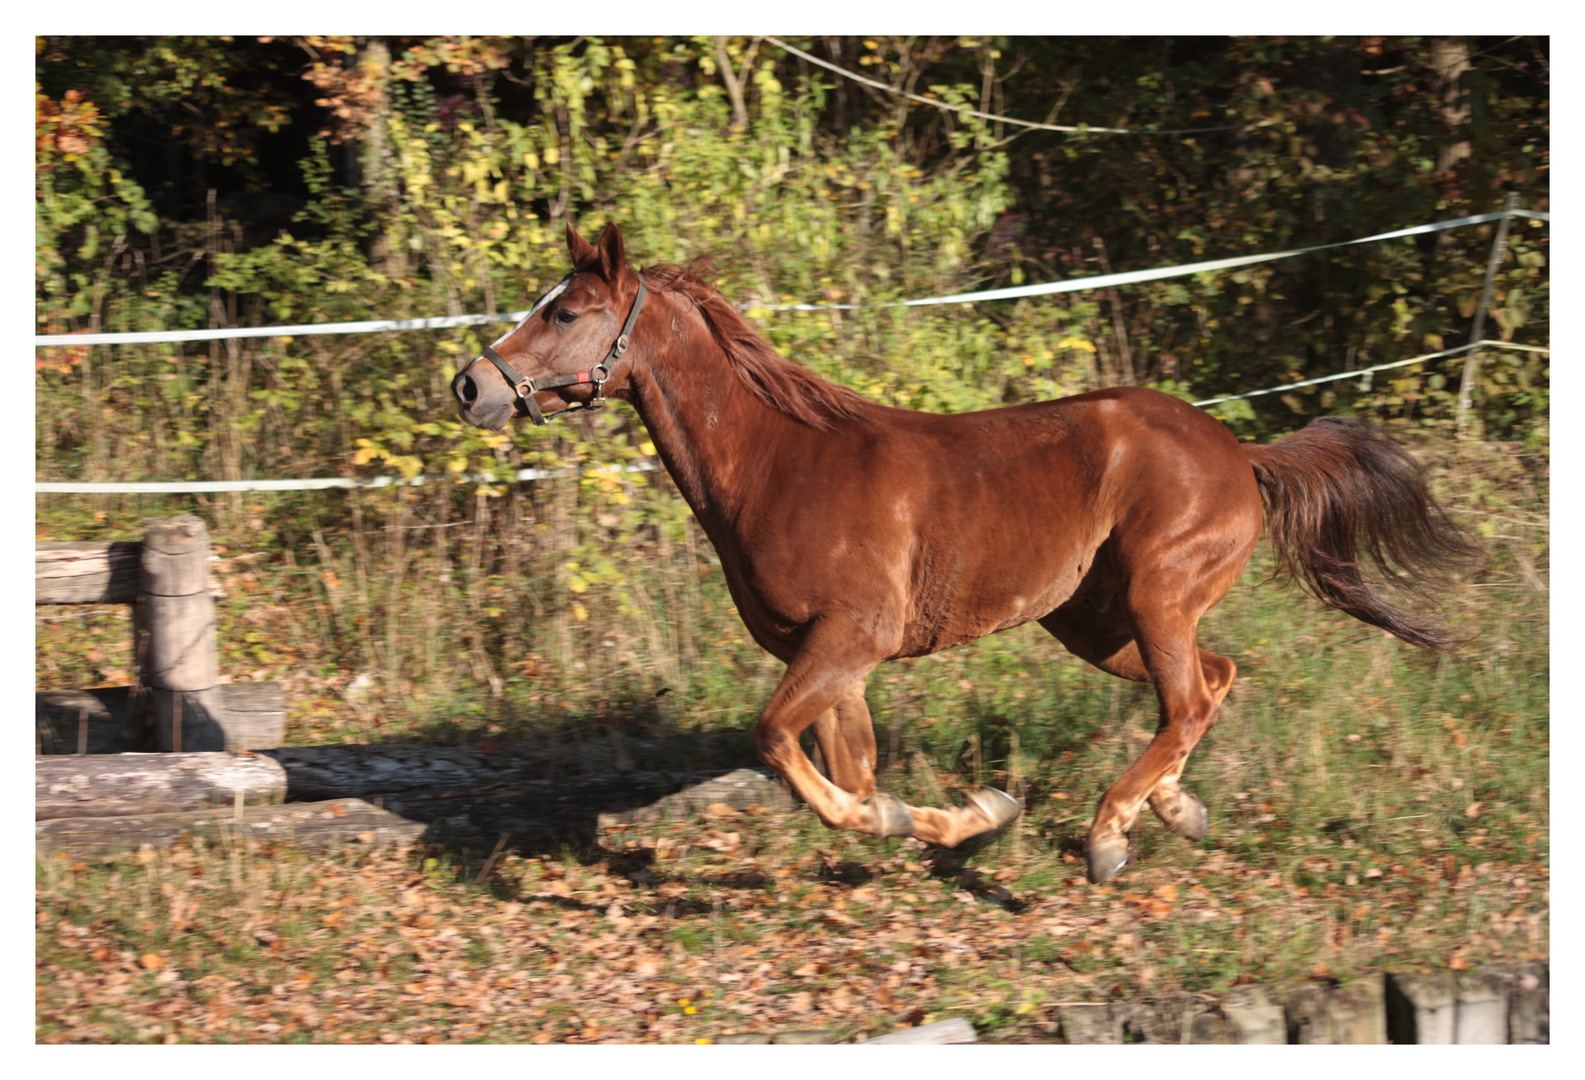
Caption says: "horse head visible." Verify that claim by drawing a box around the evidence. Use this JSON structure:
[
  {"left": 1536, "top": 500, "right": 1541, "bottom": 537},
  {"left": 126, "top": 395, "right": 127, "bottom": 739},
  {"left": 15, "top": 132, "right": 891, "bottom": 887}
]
[{"left": 452, "top": 222, "right": 647, "bottom": 430}]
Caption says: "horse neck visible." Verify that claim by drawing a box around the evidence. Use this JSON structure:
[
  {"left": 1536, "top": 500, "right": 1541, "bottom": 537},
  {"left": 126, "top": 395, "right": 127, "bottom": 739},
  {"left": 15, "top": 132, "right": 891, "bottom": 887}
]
[{"left": 621, "top": 302, "right": 796, "bottom": 529}]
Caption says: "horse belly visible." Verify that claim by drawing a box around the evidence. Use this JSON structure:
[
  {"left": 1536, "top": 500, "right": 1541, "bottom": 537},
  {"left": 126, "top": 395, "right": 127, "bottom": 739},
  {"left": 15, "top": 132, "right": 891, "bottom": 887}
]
[{"left": 899, "top": 532, "right": 1097, "bottom": 657}]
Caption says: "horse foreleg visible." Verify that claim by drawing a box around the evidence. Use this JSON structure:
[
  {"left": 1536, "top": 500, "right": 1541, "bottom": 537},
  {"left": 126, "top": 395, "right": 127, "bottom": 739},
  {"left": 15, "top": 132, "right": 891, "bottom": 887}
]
[
  {"left": 806, "top": 688, "right": 919, "bottom": 836},
  {"left": 899, "top": 787, "right": 1023, "bottom": 849},
  {"left": 753, "top": 623, "right": 904, "bottom": 837},
  {"left": 758, "top": 626, "right": 1018, "bottom": 846},
  {"left": 809, "top": 689, "right": 879, "bottom": 800}
]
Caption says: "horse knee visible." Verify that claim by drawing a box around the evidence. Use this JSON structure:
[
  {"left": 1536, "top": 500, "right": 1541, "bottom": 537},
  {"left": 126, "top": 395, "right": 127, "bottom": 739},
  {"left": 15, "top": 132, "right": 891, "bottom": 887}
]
[{"left": 754, "top": 724, "right": 798, "bottom": 766}]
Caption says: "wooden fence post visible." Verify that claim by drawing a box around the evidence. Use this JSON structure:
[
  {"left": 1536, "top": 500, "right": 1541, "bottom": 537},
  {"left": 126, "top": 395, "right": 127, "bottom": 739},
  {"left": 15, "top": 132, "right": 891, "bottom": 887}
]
[
  {"left": 141, "top": 516, "right": 230, "bottom": 752},
  {"left": 1454, "top": 192, "right": 1520, "bottom": 437}
]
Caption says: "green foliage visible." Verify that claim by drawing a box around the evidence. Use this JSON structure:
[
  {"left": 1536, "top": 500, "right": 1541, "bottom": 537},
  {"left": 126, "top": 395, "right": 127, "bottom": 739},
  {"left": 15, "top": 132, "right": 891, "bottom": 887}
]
[{"left": 36, "top": 36, "right": 1548, "bottom": 740}]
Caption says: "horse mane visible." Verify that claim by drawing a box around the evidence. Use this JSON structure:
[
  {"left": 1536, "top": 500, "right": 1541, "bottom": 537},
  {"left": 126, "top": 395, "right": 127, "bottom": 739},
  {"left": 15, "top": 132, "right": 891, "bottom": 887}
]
[{"left": 640, "top": 262, "right": 871, "bottom": 431}]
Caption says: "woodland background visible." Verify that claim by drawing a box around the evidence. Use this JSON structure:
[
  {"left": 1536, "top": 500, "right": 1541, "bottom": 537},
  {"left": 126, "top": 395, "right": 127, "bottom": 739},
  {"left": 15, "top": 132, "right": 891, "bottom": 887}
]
[{"left": 36, "top": 36, "right": 1548, "bottom": 1044}]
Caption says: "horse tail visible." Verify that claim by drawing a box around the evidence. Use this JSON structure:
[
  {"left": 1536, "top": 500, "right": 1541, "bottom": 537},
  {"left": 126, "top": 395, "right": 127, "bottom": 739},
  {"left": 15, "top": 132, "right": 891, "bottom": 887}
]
[{"left": 1243, "top": 417, "right": 1478, "bottom": 652}]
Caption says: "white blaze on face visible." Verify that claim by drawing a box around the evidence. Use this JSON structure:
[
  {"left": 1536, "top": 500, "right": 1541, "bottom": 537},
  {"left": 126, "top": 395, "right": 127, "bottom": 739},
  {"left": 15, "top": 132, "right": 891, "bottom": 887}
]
[{"left": 489, "top": 277, "right": 570, "bottom": 349}]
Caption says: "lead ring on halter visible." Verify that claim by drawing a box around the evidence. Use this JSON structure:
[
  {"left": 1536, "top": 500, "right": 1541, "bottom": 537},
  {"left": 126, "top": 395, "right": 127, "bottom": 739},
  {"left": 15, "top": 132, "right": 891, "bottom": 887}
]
[{"left": 468, "top": 275, "right": 647, "bottom": 426}]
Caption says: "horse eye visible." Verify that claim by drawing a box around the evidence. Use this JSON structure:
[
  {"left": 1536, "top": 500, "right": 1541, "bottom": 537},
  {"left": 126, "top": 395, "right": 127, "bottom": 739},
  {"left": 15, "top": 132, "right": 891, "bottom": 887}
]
[{"left": 555, "top": 309, "right": 578, "bottom": 325}]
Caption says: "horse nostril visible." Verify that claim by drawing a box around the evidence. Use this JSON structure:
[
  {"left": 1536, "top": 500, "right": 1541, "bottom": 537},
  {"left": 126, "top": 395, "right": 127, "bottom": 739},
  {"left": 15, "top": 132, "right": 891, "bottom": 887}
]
[{"left": 452, "top": 371, "right": 478, "bottom": 406}]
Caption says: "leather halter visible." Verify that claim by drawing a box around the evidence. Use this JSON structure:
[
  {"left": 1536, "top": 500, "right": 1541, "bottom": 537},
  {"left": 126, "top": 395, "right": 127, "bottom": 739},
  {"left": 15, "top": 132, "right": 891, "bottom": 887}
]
[{"left": 466, "top": 276, "right": 647, "bottom": 426}]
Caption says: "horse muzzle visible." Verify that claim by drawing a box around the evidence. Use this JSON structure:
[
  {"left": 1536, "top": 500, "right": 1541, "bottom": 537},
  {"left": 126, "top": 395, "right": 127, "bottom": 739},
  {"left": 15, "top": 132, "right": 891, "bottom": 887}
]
[{"left": 451, "top": 369, "right": 518, "bottom": 431}]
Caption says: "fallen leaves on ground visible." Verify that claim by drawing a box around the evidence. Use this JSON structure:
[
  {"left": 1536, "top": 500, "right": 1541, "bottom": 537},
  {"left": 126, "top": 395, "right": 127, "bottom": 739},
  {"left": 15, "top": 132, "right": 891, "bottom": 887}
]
[{"left": 35, "top": 801, "right": 1550, "bottom": 1045}]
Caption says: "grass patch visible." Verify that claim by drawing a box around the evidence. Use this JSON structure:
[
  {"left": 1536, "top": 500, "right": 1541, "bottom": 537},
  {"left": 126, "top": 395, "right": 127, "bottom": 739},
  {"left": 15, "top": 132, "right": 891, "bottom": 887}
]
[{"left": 37, "top": 437, "right": 1546, "bottom": 1042}]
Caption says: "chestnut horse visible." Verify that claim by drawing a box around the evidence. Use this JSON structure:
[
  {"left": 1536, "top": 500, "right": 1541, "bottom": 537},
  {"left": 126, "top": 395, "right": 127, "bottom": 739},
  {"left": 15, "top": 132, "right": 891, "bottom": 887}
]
[{"left": 453, "top": 223, "right": 1474, "bottom": 883}]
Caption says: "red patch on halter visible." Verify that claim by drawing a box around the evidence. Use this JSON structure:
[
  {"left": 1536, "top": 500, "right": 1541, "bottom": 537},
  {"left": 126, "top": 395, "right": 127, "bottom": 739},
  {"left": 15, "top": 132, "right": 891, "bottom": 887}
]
[{"left": 577, "top": 372, "right": 591, "bottom": 383}]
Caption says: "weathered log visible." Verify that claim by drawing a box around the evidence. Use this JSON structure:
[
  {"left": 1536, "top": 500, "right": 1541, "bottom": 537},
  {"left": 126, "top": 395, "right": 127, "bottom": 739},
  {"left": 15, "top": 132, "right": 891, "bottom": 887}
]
[
  {"left": 1501, "top": 963, "right": 1549, "bottom": 1044},
  {"left": 1057, "top": 1005, "right": 1123, "bottom": 1044},
  {"left": 36, "top": 683, "right": 286, "bottom": 755},
  {"left": 1034, "top": 969, "right": 1540, "bottom": 1046},
  {"left": 25, "top": 749, "right": 792, "bottom": 857},
  {"left": 1387, "top": 966, "right": 1547, "bottom": 1044},
  {"left": 35, "top": 798, "right": 425, "bottom": 860},
  {"left": 35, "top": 765, "right": 785, "bottom": 861},
  {"left": 219, "top": 682, "right": 287, "bottom": 749},
  {"left": 1450, "top": 970, "right": 1510, "bottom": 1044},
  {"left": 36, "top": 751, "right": 287, "bottom": 820},
  {"left": 862, "top": 1018, "right": 977, "bottom": 1044},
  {"left": 36, "top": 540, "right": 222, "bottom": 604},
  {"left": 1175, "top": 1000, "right": 1237, "bottom": 1045},
  {"left": 35, "top": 541, "right": 143, "bottom": 604}
]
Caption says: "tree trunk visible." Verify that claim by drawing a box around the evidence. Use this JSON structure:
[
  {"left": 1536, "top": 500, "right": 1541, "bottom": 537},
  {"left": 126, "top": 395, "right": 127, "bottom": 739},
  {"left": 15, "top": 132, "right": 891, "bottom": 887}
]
[
  {"left": 1429, "top": 37, "right": 1473, "bottom": 180},
  {"left": 359, "top": 38, "right": 407, "bottom": 279}
]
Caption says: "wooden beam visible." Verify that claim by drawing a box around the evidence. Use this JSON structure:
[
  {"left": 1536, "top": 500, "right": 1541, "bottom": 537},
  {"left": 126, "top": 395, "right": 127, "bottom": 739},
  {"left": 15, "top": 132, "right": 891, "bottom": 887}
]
[{"left": 35, "top": 542, "right": 142, "bottom": 604}]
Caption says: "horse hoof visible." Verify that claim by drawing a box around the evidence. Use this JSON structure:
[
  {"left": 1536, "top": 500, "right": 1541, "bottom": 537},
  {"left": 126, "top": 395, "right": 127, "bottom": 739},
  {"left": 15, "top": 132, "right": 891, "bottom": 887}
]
[
  {"left": 1085, "top": 835, "right": 1131, "bottom": 885},
  {"left": 1151, "top": 792, "right": 1208, "bottom": 842},
  {"left": 866, "top": 793, "right": 915, "bottom": 838},
  {"left": 964, "top": 787, "right": 1022, "bottom": 832}
]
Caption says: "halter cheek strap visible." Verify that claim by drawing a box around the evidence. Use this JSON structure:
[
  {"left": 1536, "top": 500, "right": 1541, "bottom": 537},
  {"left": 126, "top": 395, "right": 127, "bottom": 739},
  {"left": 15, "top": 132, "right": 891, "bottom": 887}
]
[{"left": 471, "top": 278, "right": 647, "bottom": 426}]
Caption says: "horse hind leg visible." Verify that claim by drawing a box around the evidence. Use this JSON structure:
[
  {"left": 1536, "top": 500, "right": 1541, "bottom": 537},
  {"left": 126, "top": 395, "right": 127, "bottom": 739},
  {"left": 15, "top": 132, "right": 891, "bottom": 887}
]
[
  {"left": 1039, "top": 605, "right": 1232, "bottom": 881},
  {"left": 1146, "top": 648, "right": 1235, "bottom": 843},
  {"left": 1087, "top": 608, "right": 1238, "bottom": 884}
]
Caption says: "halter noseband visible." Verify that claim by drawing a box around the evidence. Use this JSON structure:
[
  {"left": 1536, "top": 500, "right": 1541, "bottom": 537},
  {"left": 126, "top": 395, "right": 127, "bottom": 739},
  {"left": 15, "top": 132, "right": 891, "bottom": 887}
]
[{"left": 468, "top": 276, "right": 648, "bottom": 426}]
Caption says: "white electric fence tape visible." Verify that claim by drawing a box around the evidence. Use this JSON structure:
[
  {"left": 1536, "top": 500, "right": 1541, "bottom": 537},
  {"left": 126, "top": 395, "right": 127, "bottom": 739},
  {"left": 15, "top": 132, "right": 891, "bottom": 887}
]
[
  {"left": 36, "top": 461, "right": 659, "bottom": 495},
  {"left": 1192, "top": 340, "right": 1549, "bottom": 408},
  {"left": 758, "top": 210, "right": 1550, "bottom": 311},
  {"left": 34, "top": 210, "right": 1550, "bottom": 347},
  {"left": 33, "top": 310, "right": 538, "bottom": 349},
  {"left": 35, "top": 209, "right": 1549, "bottom": 495},
  {"left": 37, "top": 338, "right": 1546, "bottom": 495}
]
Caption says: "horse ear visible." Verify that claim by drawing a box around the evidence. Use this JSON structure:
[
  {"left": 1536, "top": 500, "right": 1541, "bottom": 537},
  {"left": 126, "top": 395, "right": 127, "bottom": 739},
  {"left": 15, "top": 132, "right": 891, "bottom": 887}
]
[
  {"left": 593, "top": 222, "right": 626, "bottom": 281},
  {"left": 566, "top": 222, "right": 595, "bottom": 267}
]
